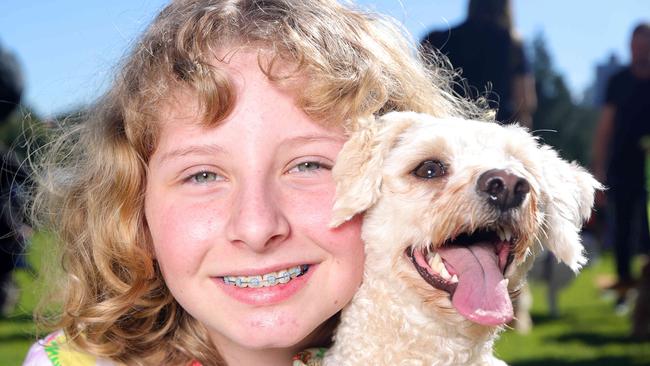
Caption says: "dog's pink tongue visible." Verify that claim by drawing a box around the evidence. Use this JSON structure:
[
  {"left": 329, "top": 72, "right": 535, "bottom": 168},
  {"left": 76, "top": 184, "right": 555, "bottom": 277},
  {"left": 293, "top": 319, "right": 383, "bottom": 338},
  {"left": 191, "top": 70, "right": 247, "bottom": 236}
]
[{"left": 437, "top": 243, "right": 513, "bottom": 326}]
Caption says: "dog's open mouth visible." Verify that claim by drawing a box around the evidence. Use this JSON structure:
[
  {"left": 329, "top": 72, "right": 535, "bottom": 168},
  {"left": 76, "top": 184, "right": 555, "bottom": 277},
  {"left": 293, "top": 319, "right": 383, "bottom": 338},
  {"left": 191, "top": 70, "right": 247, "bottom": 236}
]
[{"left": 406, "top": 228, "right": 516, "bottom": 326}]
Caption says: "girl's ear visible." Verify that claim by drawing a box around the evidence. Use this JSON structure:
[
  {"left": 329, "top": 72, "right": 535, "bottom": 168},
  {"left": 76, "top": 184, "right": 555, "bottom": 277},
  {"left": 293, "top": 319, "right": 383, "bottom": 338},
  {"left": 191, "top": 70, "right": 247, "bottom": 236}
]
[
  {"left": 330, "top": 113, "right": 415, "bottom": 227},
  {"left": 536, "top": 145, "right": 604, "bottom": 272}
]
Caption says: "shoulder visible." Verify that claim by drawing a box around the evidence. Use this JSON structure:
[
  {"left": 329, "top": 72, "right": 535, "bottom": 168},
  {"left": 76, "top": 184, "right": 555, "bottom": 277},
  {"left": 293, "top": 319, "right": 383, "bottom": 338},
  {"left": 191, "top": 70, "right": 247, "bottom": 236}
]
[
  {"left": 605, "top": 67, "right": 633, "bottom": 102},
  {"left": 609, "top": 67, "right": 632, "bottom": 87},
  {"left": 421, "top": 22, "right": 466, "bottom": 50},
  {"left": 23, "top": 340, "right": 53, "bottom": 366},
  {"left": 421, "top": 29, "right": 450, "bottom": 50},
  {"left": 23, "top": 331, "right": 112, "bottom": 366}
]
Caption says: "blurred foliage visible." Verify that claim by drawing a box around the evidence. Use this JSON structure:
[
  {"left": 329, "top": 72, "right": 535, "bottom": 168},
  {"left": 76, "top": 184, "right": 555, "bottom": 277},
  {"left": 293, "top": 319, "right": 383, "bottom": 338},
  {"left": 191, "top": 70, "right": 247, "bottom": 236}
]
[
  {"left": 0, "top": 105, "right": 88, "bottom": 166},
  {"left": 0, "top": 106, "right": 49, "bottom": 163},
  {"left": 530, "top": 34, "right": 599, "bottom": 167}
]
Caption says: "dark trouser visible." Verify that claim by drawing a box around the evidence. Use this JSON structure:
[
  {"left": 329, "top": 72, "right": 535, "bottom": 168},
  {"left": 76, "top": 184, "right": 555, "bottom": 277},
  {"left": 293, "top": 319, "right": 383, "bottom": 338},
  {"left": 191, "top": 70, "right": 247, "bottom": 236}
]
[{"left": 608, "top": 186, "right": 650, "bottom": 282}]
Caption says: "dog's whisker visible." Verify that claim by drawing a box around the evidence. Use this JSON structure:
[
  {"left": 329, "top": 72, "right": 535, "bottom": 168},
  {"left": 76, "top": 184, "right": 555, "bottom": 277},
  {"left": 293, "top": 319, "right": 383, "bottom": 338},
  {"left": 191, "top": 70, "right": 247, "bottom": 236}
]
[{"left": 530, "top": 128, "right": 558, "bottom": 135}]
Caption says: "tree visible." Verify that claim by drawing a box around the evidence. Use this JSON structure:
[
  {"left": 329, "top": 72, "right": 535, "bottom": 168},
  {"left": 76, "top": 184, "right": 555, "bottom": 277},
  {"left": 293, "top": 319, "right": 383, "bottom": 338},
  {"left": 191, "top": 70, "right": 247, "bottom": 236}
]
[{"left": 530, "top": 34, "right": 598, "bottom": 167}]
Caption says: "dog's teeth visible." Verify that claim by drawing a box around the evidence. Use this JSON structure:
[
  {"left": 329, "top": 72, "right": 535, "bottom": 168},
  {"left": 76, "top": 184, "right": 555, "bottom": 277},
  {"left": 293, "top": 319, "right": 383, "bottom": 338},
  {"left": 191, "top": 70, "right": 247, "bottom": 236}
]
[
  {"left": 440, "top": 264, "right": 452, "bottom": 280},
  {"left": 428, "top": 253, "right": 443, "bottom": 272},
  {"left": 429, "top": 252, "right": 453, "bottom": 280},
  {"left": 504, "top": 228, "right": 512, "bottom": 241},
  {"left": 436, "top": 261, "right": 445, "bottom": 274},
  {"left": 437, "top": 260, "right": 446, "bottom": 274},
  {"left": 497, "top": 228, "right": 506, "bottom": 241},
  {"left": 450, "top": 274, "right": 459, "bottom": 283}
]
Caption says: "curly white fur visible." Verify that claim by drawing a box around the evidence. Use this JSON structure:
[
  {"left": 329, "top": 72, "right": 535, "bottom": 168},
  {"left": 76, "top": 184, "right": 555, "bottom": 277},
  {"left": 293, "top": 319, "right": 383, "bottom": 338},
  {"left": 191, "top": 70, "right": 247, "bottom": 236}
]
[{"left": 324, "top": 112, "right": 601, "bottom": 366}]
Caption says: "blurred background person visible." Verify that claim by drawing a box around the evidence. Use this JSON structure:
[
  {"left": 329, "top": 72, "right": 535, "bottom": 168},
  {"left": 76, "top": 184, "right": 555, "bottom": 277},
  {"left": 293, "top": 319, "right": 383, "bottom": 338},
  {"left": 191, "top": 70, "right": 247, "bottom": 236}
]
[
  {"left": 0, "top": 39, "right": 29, "bottom": 317},
  {"left": 420, "top": 0, "right": 537, "bottom": 128},
  {"left": 592, "top": 22, "right": 650, "bottom": 310}
]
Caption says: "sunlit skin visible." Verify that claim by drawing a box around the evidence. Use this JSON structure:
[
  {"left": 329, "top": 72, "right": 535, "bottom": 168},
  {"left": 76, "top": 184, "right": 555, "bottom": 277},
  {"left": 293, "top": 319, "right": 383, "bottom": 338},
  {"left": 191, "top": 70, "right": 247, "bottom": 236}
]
[{"left": 144, "top": 51, "right": 365, "bottom": 366}]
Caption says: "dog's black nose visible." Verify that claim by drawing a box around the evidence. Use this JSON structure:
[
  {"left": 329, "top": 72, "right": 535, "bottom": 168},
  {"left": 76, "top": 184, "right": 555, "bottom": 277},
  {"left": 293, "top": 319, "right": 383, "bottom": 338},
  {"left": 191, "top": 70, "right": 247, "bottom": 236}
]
[{"left": 477, "top": 169, "right": 530, "bottom": 211}]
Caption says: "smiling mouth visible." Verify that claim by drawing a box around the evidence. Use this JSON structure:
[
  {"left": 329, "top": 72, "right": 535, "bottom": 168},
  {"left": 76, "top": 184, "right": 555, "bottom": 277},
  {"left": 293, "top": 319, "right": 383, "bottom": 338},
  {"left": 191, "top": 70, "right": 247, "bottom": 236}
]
[
  {"left": 220, "top": 265, "right": 310, "bottom": 288},
  {"left": 406, "top": 227, "right": 516, "bottom": 326}
]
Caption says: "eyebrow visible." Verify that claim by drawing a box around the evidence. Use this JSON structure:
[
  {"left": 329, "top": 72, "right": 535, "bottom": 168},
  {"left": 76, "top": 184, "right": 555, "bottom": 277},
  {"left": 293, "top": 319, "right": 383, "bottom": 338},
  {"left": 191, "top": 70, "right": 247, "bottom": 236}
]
[
  {"left": 282, "top": 134, "right": 347, "bottom": 146},
  {"left": 154, "top": 133, "right": 346, "bottom": 165},
  {"left": 155, "top": 144, "right": 228, "bottom": 165}
]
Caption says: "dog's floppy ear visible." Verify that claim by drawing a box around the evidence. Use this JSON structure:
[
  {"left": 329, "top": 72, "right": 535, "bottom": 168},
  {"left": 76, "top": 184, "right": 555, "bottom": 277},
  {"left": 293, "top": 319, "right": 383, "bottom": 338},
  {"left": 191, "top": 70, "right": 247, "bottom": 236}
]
[
  {"left": 537, "top": 145, "right": 604, "bottom": 272},
  {"left": 330, "top": 113, "right": 414, "bottom": 227}
]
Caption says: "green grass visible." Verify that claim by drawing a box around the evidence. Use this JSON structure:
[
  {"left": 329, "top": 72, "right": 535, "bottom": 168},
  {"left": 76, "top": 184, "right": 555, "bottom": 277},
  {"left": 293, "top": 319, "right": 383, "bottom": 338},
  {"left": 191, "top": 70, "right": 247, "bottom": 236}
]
[
  {"left": 496, "top": 256, "right": 650, "bottom": 366},
  {"left": 1, "top": 235, "right": 649, "bottom": 365},
  {"left": 0, "top": 232, "right": 45, "bottom": 366}
]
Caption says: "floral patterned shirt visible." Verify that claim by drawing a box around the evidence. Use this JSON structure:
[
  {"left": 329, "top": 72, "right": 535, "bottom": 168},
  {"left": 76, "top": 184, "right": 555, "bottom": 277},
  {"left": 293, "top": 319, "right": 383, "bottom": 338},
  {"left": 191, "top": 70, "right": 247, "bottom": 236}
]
[{"left": 23, "top": 331, "right": 325, "bottom": 366}]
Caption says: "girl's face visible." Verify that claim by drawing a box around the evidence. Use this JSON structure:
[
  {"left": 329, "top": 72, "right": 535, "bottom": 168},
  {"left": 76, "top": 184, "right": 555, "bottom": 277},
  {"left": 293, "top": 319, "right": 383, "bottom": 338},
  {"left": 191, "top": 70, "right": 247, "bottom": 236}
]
[{"left": 144, "top": 51, "right": 364, "bottom": 360}]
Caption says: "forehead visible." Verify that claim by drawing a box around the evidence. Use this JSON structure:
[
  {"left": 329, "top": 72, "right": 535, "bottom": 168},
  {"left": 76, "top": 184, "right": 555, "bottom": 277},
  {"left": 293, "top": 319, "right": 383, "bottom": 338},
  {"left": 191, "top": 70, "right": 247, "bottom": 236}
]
[
  {"left": 387, "top": 118, "right": 536, "bottom": 169},
  {"left": 153, "top": 49, "right": 342, "bottom": 139},
  {"left": 401, "top": 119, "right": 518, "bottom": 149},
  {"left": 150, "top": 52, "right": 346, "bottom": 162}
]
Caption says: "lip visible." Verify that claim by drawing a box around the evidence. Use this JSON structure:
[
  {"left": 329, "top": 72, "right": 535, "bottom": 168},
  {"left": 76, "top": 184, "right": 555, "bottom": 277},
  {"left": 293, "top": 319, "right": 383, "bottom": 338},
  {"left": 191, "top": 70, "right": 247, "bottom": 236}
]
[{"left": 213, "top": 264, "right": 318, "bottom": 306}]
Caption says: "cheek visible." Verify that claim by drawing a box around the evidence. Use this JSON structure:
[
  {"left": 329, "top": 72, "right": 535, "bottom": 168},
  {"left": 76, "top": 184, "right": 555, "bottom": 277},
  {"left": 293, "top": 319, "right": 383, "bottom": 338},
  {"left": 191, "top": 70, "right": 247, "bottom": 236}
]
[
  {"left": 327, "top": 214, "right": 364, "bottom": 252},
  {"left": 147, "top": 198, "right": 225, "bottom": 274},
  {"left": 285, "top": 179, "right": 338, "bottom": 228},
  {"left": 287, "top": 184, "right": 362, "bottom": 246},
  {"left": 286, "top": 184, "right": 365, "bottom": 273},
  {"left": 328, "top": 215, "right": 365, "bottom": 302}
]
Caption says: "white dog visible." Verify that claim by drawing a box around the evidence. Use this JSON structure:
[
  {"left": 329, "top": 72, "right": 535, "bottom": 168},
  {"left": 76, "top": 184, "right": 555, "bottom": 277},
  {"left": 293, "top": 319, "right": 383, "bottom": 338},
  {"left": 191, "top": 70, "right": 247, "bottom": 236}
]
[{"left": 323, "top": 112, "right": 601, "bottom": 366}]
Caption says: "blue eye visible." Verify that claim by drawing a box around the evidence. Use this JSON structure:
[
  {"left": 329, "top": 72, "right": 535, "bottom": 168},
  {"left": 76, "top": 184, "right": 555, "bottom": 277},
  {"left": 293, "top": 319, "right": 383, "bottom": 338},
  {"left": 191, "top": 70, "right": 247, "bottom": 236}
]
[
  {"left": 289, "top": 160, "right": 333, "bottom": 174},
  {"left": 190, "top": 171, "right": 220, "bottom": 183},
  {"left": 296, "top": 161, "right": 322, "bottom": 172}
]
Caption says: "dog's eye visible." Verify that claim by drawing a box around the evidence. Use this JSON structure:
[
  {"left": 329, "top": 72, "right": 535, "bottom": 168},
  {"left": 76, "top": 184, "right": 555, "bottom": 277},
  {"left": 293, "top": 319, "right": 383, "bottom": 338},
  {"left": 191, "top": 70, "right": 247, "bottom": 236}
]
[{"left": 412, "top": 160, "right": 446, "bottom": 179}]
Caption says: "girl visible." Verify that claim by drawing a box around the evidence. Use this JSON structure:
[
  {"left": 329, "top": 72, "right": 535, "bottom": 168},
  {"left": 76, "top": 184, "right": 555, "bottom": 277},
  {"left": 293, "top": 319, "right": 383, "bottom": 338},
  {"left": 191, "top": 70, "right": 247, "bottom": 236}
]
[{"left": 25, "top": 1, "right": 484, "bottom": 365}]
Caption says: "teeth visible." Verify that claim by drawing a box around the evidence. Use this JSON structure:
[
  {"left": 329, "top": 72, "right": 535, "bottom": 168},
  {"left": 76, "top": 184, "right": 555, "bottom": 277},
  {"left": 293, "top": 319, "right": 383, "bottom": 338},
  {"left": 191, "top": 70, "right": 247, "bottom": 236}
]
[
  {"left": 289, "top": 266, "right": 301, "bottom": 278},
  {"left": 223, "top": 276, "right": 238, "bottom": 286},
  {"left": 428, "top": 253, "right": 443, "bottom": 271},
  {"left": 427, "top": 252, "right": 455, "bottom": 282},
  {"left": 248, "top": 275, "right": 263, "bottom": 288},
  {"left": 277, "top": 270, "right": 291, "bottom": 284},
  {"left": 450, "top": 274, "right": 459, "bottom": 283},
  {"left": 263, "top": 273, "right": 278, "bottom": 286},
  {"left": 497, "top": 228, "right": 506, "bottom": 241},
  {"left": 235, "top": 277, "right": 248, "bottom": 288},
  {"left": 503, "top": 228, "right": 512, "bottom": 241},
  {"left": 222, "top": 265, "right": 308, "bottom": 288},
  {"left": 497, "top": 227, "right": 513, "bottom": 242},
  {"left": 439, "top": 264, "right": 452, "bottom": 280}
]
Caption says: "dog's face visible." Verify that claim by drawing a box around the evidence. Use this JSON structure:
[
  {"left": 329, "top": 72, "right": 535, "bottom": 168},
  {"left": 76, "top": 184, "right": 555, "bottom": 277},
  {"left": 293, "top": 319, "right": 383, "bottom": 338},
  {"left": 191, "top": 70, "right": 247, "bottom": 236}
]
[{"left": 331, "top": 112, "right": 601, "bottom": 328}]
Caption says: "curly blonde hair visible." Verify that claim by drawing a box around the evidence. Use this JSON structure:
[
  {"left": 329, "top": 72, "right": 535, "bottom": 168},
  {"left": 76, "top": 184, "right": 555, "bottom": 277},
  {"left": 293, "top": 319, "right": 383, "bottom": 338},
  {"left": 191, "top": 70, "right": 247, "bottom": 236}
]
[{"left": 32, "top": 0, "right": 486, "bottom": 364}]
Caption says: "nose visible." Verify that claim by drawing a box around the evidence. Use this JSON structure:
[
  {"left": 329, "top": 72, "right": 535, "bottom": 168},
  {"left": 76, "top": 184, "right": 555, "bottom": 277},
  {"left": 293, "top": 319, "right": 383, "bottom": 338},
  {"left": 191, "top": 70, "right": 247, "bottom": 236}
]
[
  {"left": 226, "top": 180, "right": 290, "bottom": 252},
  {"left": 477, "top": 169, "right": 530, "bottom": 211}
]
